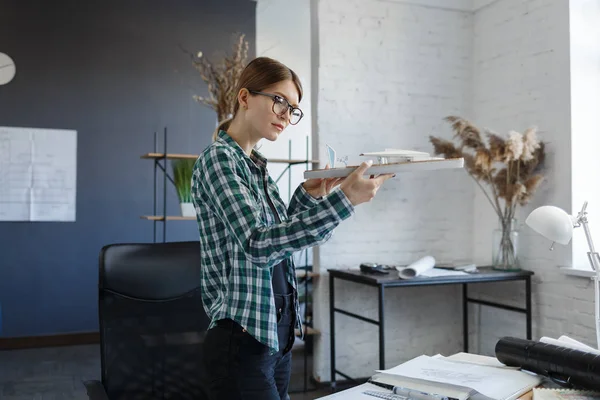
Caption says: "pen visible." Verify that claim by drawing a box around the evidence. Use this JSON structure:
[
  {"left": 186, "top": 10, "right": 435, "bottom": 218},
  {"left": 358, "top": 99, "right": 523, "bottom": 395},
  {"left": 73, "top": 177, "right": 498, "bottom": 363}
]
[
  {"left": 367, "top": 380, "right": 450, "bottom": 400},
  {"left": 391, "top": 386, "right": 449, "bottom": 400}
]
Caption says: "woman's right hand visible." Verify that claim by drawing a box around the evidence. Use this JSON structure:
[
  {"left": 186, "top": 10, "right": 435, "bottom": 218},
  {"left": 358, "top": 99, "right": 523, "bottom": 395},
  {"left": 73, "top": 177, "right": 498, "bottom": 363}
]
[{"left": 340, "top": 160, "right": 394, "bottom": 206}]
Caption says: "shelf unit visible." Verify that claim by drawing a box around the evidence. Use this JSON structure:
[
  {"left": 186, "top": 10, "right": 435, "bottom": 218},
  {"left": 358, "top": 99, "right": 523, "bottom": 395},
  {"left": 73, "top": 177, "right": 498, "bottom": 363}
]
[{"left": 142, "top": 127, "right": 322, "bottom": 392}]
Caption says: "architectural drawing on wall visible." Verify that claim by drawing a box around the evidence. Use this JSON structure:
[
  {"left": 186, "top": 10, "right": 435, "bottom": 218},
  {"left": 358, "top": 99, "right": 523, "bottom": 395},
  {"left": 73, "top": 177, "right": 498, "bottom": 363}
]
[{"left": 0, "top": 126, "right": 77, "bottom": 222}]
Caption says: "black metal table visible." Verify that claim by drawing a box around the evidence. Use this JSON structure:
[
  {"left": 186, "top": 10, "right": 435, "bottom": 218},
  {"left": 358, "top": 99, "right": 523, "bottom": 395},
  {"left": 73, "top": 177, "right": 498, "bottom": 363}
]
[{"left": 328, "top": 266, "right": 533, "bottom": 389}]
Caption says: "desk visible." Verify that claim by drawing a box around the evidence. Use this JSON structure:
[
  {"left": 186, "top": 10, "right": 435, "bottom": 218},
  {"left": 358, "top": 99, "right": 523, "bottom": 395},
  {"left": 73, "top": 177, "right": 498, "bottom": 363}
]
[{"left": 329, "top": 267, "right": 533, "bottom": 389}]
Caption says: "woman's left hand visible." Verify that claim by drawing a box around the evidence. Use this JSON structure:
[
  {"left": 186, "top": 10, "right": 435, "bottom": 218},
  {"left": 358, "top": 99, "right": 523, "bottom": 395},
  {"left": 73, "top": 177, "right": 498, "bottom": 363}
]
[{"left": 302, "top": 164, "right": 344, "bottom": 199}]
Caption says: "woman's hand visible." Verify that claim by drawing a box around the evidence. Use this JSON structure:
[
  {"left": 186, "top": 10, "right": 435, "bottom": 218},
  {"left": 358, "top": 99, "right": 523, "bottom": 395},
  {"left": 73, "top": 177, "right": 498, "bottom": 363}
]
[
  {"left": 302, "top": 164, "right": 344, "bottom": 199},
  {"left": 340, "top": 160, "right": 394, "bottom": 206}
]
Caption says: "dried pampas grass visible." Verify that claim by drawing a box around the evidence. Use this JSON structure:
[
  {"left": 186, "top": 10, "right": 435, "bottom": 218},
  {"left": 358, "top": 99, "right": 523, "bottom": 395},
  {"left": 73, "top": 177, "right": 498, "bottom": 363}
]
[
  {"left": 191, "top": 33, "right": 250, "bottom": 123},
  {"left": 430, "top": 116, "right": 546, "bottom": 223},
  {"left": 431, "top": 116, "right": 547, "bottom": 269}
]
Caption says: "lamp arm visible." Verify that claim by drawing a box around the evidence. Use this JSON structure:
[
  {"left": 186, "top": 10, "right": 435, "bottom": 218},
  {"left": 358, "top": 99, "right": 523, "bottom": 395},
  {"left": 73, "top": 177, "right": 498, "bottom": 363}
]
[
  {"left": 579, "top": 216, "right": 600, "bottom": 272},
  {"left": 578, "top": 215, "right": 600, "bottom": 349}
]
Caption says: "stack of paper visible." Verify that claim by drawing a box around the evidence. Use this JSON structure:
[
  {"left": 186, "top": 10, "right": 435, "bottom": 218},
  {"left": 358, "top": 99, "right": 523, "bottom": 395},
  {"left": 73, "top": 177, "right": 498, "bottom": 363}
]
[
  {"left": 372, "top": 354, "right": 542, "bottom": 400},
  {"left": 316, "top": 353, "right": 541, "bottom": 400}
]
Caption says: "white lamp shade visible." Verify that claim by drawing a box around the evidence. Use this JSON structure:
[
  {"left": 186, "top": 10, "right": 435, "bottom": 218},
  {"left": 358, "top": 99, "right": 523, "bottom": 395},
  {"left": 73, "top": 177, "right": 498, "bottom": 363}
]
[{"left": 525, "top": 206, "right": 575, "bottom": 245}]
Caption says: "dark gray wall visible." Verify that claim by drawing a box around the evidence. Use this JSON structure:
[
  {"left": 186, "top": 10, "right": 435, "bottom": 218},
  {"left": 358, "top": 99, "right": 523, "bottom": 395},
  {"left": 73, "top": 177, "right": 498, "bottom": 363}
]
[{"left": 0, "top": 0, "right": 255, "bottom": 337}]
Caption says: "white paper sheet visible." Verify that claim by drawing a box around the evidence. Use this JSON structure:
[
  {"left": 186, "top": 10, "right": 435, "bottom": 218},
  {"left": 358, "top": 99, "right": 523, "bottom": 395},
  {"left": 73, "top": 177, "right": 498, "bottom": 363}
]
[
  {"left": 539, "top": 335, "right": 600, "bottom": 355},
  {"left": 396, "top": 256, "right": 469, "bottom": 279},
  {"left": 376, "top": 355, "right": 541, "bottom": 400},
  {"left": 443, "top": 352, "right": 519, "bottom": 369},
  {"left": 397, "top": 256, "right": 436, "bottom": 279},
  {"left": 420, "top": 268, "right": 469, "bottom": 278},
  {"left": 0, "top": 126, "right": 77, "bottom": 221}
]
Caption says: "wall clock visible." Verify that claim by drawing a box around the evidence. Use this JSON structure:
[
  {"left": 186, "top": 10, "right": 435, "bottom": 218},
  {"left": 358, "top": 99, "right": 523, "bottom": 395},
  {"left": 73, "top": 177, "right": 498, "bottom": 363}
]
[{"left": 0, "top": 53, "right": 16, "bottom": 85}]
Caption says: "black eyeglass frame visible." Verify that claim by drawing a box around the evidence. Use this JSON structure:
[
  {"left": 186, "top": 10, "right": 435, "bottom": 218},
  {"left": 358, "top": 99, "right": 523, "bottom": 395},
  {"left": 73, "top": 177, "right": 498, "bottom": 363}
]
[{"left": 248, "top": 90, "right": 304, "bottom": 125}]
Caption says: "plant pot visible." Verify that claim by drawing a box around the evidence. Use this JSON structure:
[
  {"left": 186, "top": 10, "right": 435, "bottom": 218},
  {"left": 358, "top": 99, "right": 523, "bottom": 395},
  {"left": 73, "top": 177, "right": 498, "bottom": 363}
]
[{"left": 180, "top": 202, "right": 195, "bottom": 217}]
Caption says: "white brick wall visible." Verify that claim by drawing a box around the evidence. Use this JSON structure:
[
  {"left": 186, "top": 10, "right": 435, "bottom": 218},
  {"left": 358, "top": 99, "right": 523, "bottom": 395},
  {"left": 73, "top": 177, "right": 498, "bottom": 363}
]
[
  {"left": 312, "top": 0, "right": 600, "bottom": 383},
  {"left": 570, "top": 0, "right": 600, "bottom": 271},
  {"left": 469, "top": 0, "right": 595, "bottom": 355},
  {"left": 313, "top": 0, "right": 475, "bottom": 381}
]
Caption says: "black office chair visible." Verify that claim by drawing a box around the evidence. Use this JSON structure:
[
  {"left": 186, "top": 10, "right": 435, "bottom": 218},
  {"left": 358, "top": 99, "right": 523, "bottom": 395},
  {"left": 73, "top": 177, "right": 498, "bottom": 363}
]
[{"left": 84, "top": 241, "right": 210, "bottom": 400}]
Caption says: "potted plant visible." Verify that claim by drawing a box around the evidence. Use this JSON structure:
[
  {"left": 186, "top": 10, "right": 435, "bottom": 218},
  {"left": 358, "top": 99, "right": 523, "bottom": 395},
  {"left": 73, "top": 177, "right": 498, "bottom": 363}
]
[
  {"left": 429, "top": 116, "right": 546, "bottom": 271},
  {"left": 172, "top": 159, "right": 196, "bottom": 217}
]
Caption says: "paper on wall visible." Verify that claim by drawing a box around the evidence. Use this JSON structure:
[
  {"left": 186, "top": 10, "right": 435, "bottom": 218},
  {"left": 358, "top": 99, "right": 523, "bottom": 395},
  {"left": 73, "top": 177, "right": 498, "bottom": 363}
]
[{"left": 0, "top": 126, "right": 77, "bottom": 222}]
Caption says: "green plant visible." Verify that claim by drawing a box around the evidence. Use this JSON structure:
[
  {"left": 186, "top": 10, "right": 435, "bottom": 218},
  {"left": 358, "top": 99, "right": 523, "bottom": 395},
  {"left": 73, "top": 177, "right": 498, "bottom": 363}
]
[{"left": 172, "top": 159, "right": 195, "bottom": 203}]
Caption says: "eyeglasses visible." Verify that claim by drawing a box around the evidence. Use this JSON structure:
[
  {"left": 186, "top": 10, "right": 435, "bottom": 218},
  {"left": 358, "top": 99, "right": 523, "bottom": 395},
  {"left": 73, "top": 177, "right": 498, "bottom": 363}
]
[{"left": 248, "top": 90, "right": 304, "bottom": 125}]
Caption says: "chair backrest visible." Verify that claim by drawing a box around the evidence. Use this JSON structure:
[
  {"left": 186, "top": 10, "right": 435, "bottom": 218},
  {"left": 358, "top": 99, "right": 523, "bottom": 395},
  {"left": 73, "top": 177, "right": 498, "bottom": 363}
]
[{"left": 98, "top": 241, "right": 209, "bottom": 400}]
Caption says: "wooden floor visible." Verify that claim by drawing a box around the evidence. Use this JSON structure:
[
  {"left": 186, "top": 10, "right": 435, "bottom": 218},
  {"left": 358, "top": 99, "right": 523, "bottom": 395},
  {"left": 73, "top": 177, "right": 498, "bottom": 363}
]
[{"left": 0, "top": 344, "right": 348, "bottom": 399}]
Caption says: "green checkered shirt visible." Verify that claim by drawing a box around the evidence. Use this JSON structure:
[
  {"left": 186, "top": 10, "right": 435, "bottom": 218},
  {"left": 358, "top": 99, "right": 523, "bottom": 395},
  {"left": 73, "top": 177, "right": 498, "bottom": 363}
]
[{"left": 191, "top": 130, "right": 355, "bottom": 354}]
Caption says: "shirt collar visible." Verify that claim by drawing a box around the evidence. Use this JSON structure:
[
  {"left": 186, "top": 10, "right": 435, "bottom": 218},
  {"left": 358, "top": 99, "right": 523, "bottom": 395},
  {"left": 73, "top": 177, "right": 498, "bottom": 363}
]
[{"left": 217, "top": 130, "right": 268, "bottom": 170}]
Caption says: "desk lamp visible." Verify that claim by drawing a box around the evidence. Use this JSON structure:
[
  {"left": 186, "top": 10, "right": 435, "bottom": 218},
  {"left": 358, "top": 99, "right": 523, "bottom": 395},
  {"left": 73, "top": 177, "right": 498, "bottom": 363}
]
[{"left": 525, "top": 201, "right": 600, "bottom": 348}]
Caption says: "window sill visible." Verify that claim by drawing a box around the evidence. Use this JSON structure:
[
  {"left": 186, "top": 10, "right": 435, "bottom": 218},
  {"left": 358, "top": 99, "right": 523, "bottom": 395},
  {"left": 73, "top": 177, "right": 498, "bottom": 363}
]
[{"left": 560, "top": 266, "right": 595, "bottom": 279}]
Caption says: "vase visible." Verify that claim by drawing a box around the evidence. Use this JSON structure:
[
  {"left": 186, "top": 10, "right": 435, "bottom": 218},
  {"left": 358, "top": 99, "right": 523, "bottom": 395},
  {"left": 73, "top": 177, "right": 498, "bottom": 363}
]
[
  {"left": 492, "top": 218, "right": 520, "bottom": 271},
  {"left": 180, "top": 202, "right": 195, "bottom": 217}
]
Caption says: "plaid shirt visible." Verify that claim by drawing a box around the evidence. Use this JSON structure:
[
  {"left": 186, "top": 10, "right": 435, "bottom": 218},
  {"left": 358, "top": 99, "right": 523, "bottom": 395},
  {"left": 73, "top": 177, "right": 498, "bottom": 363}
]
[{"left": 191, "top": 130, "right": 355, "bottom": 354}]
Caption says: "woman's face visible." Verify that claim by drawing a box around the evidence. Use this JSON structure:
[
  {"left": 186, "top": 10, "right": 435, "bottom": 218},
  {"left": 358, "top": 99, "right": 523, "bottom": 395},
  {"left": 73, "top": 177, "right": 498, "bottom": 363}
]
[{"left": 245, "top": 79, "right": 301, "bottom": 142}]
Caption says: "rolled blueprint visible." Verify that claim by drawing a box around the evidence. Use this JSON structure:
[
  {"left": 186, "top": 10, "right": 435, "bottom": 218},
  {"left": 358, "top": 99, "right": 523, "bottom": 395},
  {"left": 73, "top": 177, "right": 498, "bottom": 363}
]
[
  {"left": 398, "top": 256, "right": 436, "bottom": 279},
  {"left": 539, "top": 336, "right": 600, "bottom": 356},
  {"left": 495, "top": 337, "right": 600, "bottom": 390}
]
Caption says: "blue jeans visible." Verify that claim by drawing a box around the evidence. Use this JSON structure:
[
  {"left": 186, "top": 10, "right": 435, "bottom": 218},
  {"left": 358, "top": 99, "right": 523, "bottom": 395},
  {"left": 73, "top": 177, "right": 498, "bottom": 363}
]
[{"left": 202, "top": 298, "right": 296, "bottom": 399}]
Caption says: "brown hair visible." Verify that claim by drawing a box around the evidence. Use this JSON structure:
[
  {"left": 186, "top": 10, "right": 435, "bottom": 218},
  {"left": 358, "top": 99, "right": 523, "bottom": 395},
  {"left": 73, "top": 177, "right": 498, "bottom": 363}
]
[{"left": 212, "top": 56, "right": 303, "bottom": 141}]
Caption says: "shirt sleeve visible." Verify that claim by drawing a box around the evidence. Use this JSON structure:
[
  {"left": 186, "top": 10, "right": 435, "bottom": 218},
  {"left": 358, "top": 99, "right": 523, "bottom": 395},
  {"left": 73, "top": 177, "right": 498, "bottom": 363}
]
[
  {"left": 194, "top": 146, "right": 354, "bottom": 269},
  {"left": 287, "top": 183, "right": 320, "bottom": 215}
]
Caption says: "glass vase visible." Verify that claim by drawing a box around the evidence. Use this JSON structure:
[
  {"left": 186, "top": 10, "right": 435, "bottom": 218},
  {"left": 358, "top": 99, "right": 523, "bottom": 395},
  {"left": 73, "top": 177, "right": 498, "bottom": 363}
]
[{"left": 492, "top": 218, "right": 520, "bottom": 271}]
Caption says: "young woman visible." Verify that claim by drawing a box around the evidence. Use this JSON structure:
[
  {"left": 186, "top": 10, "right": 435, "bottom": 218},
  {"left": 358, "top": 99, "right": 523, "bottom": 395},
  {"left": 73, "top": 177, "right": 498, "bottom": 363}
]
[{"left": 192, "top": 56, "right": 393, "bottom": 399}]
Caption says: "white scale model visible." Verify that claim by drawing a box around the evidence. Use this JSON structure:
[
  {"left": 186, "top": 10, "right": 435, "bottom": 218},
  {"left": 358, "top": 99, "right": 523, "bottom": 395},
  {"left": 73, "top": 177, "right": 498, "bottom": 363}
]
[{"left": 303, "top": 148, "right": 464, "bottom": 179}]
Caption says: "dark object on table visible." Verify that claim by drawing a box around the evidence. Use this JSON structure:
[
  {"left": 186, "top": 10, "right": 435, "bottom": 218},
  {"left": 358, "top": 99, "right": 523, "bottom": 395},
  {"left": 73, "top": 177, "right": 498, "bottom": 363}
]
[
  {"left": 360, "top": 263, "right": 394, "bottom": 275},
  {"left": 495, "top": 336, "right": 600, "bottom": 390}
]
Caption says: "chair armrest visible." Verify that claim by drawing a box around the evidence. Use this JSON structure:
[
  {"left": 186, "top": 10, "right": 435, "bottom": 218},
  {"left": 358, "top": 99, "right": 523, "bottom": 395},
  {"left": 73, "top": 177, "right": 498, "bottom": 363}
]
[{"left": 83, "top": 380, "right": 110, "bottom": 400}]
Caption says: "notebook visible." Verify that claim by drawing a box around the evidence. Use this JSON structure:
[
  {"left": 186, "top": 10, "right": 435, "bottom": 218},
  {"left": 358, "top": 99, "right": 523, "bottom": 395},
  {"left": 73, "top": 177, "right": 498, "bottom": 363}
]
[{"left": 374, "top": 355, "right": 542, "bottom": 400}]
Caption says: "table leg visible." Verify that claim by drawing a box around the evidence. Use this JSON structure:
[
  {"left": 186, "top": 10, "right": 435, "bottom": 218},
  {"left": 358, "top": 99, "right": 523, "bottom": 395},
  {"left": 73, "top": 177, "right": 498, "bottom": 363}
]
[
  {"left": 463, "top": 283, "right": 468, "bottom": 353},
  {"left": 526, "top": 276, "right": 532, "bottom": 340},
  {"left": 330, "top": 274, "right": 336, "bottom": 391},
  {"left": 378, "top": 285, "right": 385, "bottom": 370}
]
